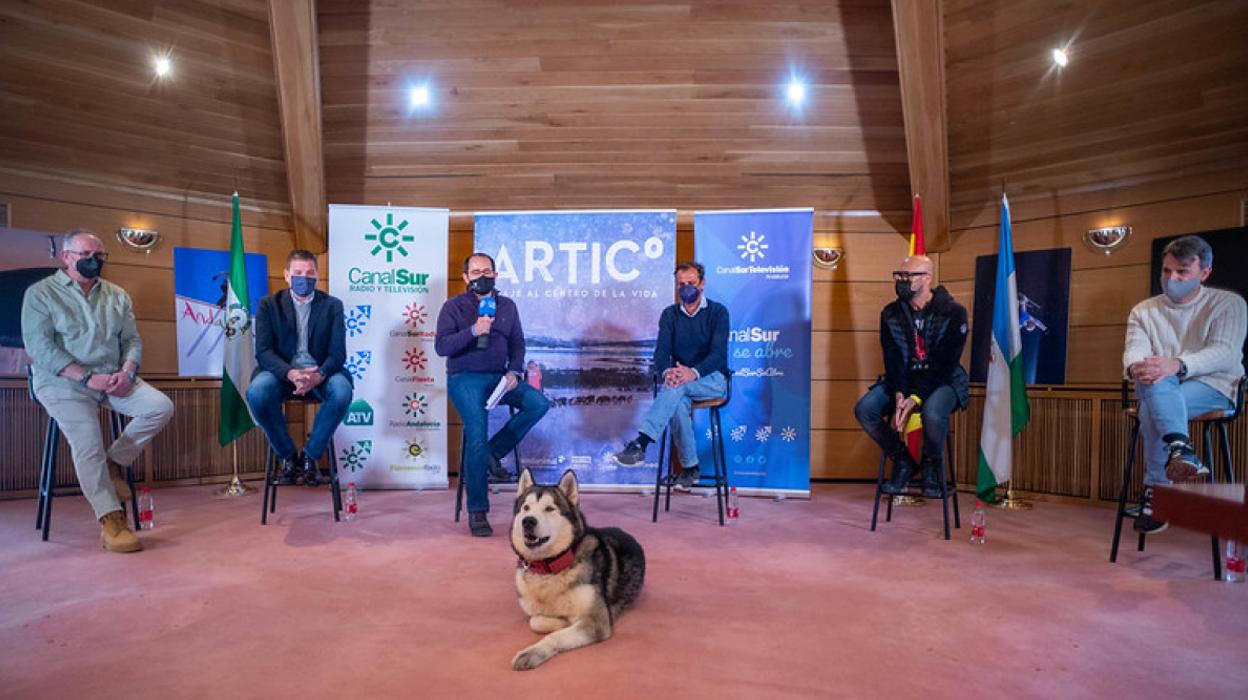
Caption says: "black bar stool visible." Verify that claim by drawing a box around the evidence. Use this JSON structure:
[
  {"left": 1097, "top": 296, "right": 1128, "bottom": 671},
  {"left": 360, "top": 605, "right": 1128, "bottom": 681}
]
[
  {"left": 453, "top": 402, "right": 521, "bottom": 522},
  {"left": 30, "top": 366, "right": 139, "bottom": 541},
  {"left": 1110, "top": 376, "right": 1244, "bottom": 580},
  {"left": 652, "top": 373, "right": 732, "bottom": 526},
  {"left": 868, "top": 408, "right": 962, "bottom": 540},
  {"left": 260, "top": 395, "right": 343, "bottom": 524}
]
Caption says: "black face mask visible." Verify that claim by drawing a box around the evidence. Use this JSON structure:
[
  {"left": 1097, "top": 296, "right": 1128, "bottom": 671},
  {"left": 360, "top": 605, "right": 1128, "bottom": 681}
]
[
  {"left": 468, "top": 275, "right": 495, "bottom": 295},
  {"left": 75, "top": 256, "right": 104, "bottom": 280},
  {"left": 894, "top": 279, "right": 916, "bottom": 302}
]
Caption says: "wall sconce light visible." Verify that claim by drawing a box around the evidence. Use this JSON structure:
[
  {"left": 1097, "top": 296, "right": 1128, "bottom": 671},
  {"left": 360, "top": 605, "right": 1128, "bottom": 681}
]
[
  {"left": 1084, "top": 225, "right": 1131, "bottom": 256},
  {"left": 116, "top": 227, "right": 161, "bottom": 254},
  {"left": 812, "top": 247, "right": 844, "bottom": 270}
]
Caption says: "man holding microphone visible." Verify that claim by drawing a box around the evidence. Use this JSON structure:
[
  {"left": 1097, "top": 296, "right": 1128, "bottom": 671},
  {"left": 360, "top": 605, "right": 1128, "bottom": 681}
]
[{"left": 435, "top": 252, "right": 549, "bottom": 537}]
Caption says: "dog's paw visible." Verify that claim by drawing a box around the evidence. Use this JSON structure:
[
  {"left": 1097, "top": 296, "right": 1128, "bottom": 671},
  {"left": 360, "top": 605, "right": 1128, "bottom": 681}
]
[{"left": 512, "top": 645, "right": 554, "bottom": 671}]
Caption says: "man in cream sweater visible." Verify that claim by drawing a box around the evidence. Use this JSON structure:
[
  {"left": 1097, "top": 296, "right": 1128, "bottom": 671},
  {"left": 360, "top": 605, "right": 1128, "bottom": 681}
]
[{"left": 1123, "top": 235, "right": 1246, "bottom": 534}]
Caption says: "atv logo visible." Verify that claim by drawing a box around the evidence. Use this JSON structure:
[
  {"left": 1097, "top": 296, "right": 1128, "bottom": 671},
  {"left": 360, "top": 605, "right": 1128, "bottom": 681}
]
[
  {"left": 345, "top": 305, "right": 372, "bottom": 338},
  {"left": 365, "top": 212, "right": 414, "bottom": 263},
  {"left": 343, "top": 399, "right": 374, "bottom": 426},
  {"left": 339, "top": 439, "right": 373, "bottom": 473}
]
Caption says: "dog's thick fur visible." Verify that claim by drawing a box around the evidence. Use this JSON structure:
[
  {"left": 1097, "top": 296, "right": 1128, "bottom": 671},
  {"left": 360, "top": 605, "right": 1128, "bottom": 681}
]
[{"left": 510, "top": 468, "right": 645, "bottom": 670}]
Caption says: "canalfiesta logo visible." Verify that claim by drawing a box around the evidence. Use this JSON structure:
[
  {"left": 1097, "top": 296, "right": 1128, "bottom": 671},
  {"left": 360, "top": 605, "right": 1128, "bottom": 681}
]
[
  {"left": 737, "top": 231, "right": 768, "bottom": 263},
  {"left": 366, "top": 212, "right": 414, "bottom": 263},
  {"left": 339, "top": 439, "right": 373, "bottom": 472},
  {"left": 345, "top": 305, "right": 372, "bottom": 338},
  {"left": 402, "top": 347, "right": 428, "bottom": 373},
  {"left": 343, "top": 399, "right": 374, "bottom": 426},
  {"left": 344, "top": 350, "right": 373, "bottom": 382}
]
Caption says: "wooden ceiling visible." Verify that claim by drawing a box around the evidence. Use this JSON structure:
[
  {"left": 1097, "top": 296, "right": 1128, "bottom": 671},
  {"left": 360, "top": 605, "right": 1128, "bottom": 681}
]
[
  {"left": 0, "top": 0, "right": 289, "bottom": 209},
  {"left": 317, "top": 0, "right": 912, "bottom": 215},
  {"left": 944, "top": 0, "right": 1248, "bottom": 215}
]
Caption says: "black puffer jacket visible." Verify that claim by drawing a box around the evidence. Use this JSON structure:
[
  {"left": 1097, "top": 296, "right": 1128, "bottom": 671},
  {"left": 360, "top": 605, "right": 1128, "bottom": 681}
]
[{"left": 879, "top": 285, "right": 969, "bottom": 405}]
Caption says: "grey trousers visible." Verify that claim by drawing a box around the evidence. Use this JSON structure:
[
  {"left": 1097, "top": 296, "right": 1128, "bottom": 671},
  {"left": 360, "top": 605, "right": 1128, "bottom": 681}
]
[{"left": 38, "top": 380, "right": 175, "bottom": 520}]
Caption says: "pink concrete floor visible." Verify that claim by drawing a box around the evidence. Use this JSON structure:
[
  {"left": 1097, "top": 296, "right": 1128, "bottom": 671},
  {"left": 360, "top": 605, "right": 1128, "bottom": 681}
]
[{"left": 1, "top": 482, "right": 1245, "bottom": 699}]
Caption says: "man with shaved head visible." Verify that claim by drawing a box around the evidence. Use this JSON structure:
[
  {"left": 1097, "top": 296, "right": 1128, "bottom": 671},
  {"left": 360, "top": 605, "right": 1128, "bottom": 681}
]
[
  {"left": 854, "top": 254, "right": 968, "bottom": 497},
  {"left": 21, "top": 229, "right": 174, "bottom": 552}
]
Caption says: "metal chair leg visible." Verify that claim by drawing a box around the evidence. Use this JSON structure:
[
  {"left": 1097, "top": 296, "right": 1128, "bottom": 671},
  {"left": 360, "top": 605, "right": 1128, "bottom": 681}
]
[
  {"left": 947, "top": 432, "right": 961, "bottom": 529},
  {"left": 870, "top": 451, "right": 886, "bottom": 532},
  {"left": 260, "top": 450, "right": 274, "bottom": 525},
  {"left": 454, "top": 432, "right": 467, "bottom": 522},
  {"left": 711, "top": 408, "right": 725, "bottom": 527},
  {"left": 650, "top": 430, "right": 665, "bottom": 523},
  {"left": 327, "top": 438, "right": 341, "bottom": 522},
  {"left": 1110, "top": 418, "right": 1140, "bottom": 563},
  {"left": 36, "top": 417, "right": 55, "bottom": 530}
]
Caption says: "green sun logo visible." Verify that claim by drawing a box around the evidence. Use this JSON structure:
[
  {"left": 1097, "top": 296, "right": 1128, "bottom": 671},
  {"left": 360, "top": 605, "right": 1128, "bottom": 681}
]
[{"left": 365, "top": 213, "right": 414, "bottom": 262}]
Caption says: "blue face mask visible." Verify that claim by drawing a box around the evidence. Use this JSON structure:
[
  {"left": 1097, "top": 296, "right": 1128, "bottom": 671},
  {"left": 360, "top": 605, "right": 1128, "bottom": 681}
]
[
  {"left": 290, "top": 275, "right": 317, "bottom": 297},
  {"left": 1163, "top": 277, "right": 1200, "bottom": 303},
  {"left": 678, "top": 284, "right": 700, "bottom": 305}
]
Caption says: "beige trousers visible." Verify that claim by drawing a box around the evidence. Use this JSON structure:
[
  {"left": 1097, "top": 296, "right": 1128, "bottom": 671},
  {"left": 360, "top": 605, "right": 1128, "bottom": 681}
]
[{"left": 38, "top": 380, "right": 175, "bottom": 520}]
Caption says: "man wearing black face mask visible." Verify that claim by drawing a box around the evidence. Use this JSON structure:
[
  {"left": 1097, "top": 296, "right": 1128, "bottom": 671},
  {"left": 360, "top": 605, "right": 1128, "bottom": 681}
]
[
  {"left": 854, "top": 255, "right": 968, "bottom": 498},
  {"left": 1123, "top": 235, "right": 1246, "bottom": 534},
  {"left": 613, "top": 262, "right": 730, "bottom": 490},
  {"left": 21, "top": 229, "right": 174, "bottom": 553},
  {"left": 247, "top": 249, "right": 353, "bottom": 487},
  {"left": 436, "top": 252, "right": 549, "bottom": 537}
]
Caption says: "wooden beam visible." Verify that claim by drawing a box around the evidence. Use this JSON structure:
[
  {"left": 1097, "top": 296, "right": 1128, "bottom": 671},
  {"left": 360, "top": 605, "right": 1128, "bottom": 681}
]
[
  {"left": 891, "top": 0, "right": 951, "bottom": 252},
  {"left": 268, "top": 0, "right": 326, "bottom": 253}
]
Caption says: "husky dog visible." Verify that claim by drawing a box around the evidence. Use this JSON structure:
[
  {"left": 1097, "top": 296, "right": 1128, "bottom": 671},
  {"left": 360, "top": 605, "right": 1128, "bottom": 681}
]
[{"left": 509, "top": 468, "right": 645, "bottom": 670}]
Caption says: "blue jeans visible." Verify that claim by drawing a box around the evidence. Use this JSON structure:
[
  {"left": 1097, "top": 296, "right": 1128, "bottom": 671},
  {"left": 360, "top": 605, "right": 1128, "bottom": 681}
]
[
  {"left": 639, "top": 372, "right": 727, "bottom": 468},
  {"left": 1135, "top": 377, "right": 1231, "bottom": 485},
  {"left": 854, "top": 383, "right": 957, "bottom": 464},
  {"left": 449, "top": 372, "right": 550, "bottom": 513},
  {"left": 246, "top": 370, "right": 353, "bottom": 461}
]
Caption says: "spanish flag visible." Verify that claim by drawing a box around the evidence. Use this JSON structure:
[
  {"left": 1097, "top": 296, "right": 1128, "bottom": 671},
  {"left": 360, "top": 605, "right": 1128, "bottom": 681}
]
[{"left": 908, "top": 194, "right": 925, "bottom": 256}]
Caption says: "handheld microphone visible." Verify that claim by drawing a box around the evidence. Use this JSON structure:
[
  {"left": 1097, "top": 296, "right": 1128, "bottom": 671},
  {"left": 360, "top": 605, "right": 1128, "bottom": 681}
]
[{"left": 477, "top": 296, "right": 496, "bottom": 349}]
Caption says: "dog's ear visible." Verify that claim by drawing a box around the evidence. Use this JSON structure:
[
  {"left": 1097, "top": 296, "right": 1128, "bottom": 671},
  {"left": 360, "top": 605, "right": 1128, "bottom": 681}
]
[
  {"left": 517, "top": 468, "right": 534, "bottom": 494},
  {"left": 557, "top": 469, "right": 579, "bottom": 506}
]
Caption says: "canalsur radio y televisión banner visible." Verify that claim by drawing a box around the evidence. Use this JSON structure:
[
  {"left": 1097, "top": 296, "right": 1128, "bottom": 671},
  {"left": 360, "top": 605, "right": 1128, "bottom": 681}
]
[
  {"left": 328, "top": 205, "right": 450, "bottom": 489},
  {"left": 473, "top": 210, "right": 676, "bottom": 489},
  {"left": 695, "top": 209, "right": 812, "bottom": 496}
]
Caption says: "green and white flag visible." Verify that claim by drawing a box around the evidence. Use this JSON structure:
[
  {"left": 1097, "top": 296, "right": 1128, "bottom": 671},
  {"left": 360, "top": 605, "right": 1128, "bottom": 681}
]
[
  {"left": 218, "top": 192, "right": 256, "bottom": 445},
  {"left": 977, "top": 193, "right": 1030, "bottom": 501}
]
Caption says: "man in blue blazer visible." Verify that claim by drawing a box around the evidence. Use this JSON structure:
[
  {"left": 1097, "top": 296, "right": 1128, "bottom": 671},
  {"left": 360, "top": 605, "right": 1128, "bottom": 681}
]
[{"left": 246, "top": 250, "right": 352, "bottom": 486}]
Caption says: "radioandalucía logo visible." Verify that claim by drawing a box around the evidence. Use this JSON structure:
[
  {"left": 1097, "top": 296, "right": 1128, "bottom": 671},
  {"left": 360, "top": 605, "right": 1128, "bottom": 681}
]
[
  {"left": 343, "top": 398, "right": 374, "bottom": 426},
  {"left": 339, "top": 439, "right": 373, "bottom": 473},
  {"left": 390, "top": 392, "right": 440, "bottom": 429}
]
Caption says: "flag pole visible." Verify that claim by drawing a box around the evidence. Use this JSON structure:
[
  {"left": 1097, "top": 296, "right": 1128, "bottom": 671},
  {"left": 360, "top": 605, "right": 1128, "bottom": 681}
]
[
  {"left": 993, "top": 480, "right": 1032, "bottom": 510},
  {"left": 218, "top": 440, "right": 253, "bottom": 496}
]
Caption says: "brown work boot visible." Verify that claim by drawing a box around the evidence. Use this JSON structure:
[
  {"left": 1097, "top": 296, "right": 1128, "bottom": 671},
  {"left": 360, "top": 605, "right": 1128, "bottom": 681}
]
[
  {"left": 99, "top": 511, "right": 142, "bottom": 553},
  {"left": 108, "top": 462, "right": 132, "bottom": 503}
]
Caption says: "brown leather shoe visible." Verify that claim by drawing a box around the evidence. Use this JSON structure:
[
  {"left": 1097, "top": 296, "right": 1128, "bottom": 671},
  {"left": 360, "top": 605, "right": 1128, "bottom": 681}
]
[{"left": 99, "top": 510, "right": 142, "bottom": 553}]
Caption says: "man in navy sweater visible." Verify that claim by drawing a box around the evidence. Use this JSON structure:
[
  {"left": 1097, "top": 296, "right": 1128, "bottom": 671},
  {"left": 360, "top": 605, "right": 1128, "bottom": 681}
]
[
  {"left": 614, "top": 262, "right": 730, "bottom": 488},
  {"left": 435, "top": 252, "right": 549, "bottom": 537}
]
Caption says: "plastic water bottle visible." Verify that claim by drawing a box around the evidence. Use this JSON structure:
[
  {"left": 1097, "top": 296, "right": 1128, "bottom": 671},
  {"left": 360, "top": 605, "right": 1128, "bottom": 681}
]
[
  {"left": 969, "top": 501, "right": 986, "bottom": 544},
  {"left": 344, "top": 482, "right": 359, "bottom": 521},
  {"left": 726, "top": 486, "right": 740, "bottom": 524},
  {"left": 137, "top": 487, "right": 154, "bottom": 530},
  {"left": 1227, "top": 540, "right": 1246, "bottom": 583}
]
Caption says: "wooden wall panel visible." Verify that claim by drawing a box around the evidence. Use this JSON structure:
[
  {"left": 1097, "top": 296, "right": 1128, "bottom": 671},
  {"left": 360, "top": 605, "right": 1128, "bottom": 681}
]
[{"left": 813, "top": 331, "right": 885, "bottom": 382}]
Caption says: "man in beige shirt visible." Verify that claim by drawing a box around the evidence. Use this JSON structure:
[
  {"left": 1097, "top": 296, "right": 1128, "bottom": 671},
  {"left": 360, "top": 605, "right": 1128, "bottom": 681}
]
[
  {"left": 1123, "top": 235, "right": 1246, "bottom": 534},
  {"left": 21, "top": 229, "right": 174, "bottom": 552}
]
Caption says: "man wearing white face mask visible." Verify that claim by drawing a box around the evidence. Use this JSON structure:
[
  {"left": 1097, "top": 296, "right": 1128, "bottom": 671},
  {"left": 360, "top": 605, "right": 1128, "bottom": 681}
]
[
  {"left": 1124, "top": 235, "right": 1246, "bottom": 534},
  {"left": 613, "top": 262, "right": 730, "bottom": 490},
  {"left": 247, "top": 250, "right": 353, "bottom": 487}
]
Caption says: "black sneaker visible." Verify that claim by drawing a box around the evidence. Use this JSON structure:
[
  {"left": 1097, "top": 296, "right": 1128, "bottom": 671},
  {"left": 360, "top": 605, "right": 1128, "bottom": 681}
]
[
  {"left": 1134, "top": 488, "right": 1169, "bottom": 534},
  {"left": 468, "top": 511, "right": 492, "bottom": 537},
  {"left": 613, "top": 440, "right": 646, "bottom": 466},
  {"left": 1164, "top": 440, "right": 1209, "bottom": 483},
  {"left": 674, "top": 466, "right": 701, "bottom": 491},
  {"left": 300, "top": 453, "right": 321, "bottom": 487},
  {"left": 276, "top": 455, "right": 299, "bottom": 485},
  {"left": 486, "top": 453, "right": 510, "bottom": 481}
]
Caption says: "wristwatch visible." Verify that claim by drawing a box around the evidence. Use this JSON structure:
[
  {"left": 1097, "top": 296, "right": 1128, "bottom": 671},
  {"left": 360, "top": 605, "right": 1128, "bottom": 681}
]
[
  {"left": 126, "top": 368, "right": 139, "bottom": 383},
  {"left": 79, "top": 369, "right": 94, "bottom": 386},
  {"left": 1176, "top": 359, "right": 1188, "bottom": 379}
]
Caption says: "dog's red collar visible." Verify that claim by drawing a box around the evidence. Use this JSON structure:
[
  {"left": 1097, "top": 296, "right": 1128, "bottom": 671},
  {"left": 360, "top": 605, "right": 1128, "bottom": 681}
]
[{"left": 519, "top": 548, "right": 576, "bottom": 575}]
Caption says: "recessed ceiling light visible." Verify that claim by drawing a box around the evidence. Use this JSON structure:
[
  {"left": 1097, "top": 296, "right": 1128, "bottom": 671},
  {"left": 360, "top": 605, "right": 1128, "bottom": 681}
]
[
  {"left": 1051, "top": 48, "right": 1069, "bottom": 67},
  {"left": 153, "top": 55, "right": 172, "bottom": 77},
  {"left": 786, "top": 78, "right": 806, "bottom": 106},
  {"left": 410, "top": 85, "right": 430, "bottom": 108}
]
